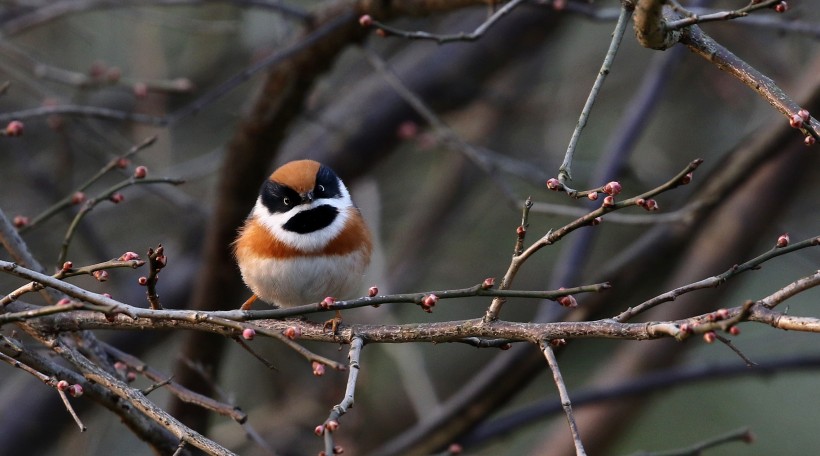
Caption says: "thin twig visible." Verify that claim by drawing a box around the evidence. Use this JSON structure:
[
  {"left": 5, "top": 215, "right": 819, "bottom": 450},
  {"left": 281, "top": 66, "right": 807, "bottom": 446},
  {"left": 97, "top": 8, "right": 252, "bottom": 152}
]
[
  {"left": 540, "top": 341, "right": 586, "bottom": 455},
  {"left": 366, "top": 0, "right": 527, "bottom": 44},
  {"left": 681, "top": 25, "right": 820, "bottom": 141},
  {"left": 18, "top": 135, "right": 158, "bottom": 234},
  {"left": 558, "top": 4, "right": 631, "bottom": 187},
  {"left": 363, "top": 48, "right": 528, "bottom": 202},
  {"left": 714, "top": 334, "right": 757, "bottom": 367},
  {"left": 323, "top": 336, "right": 364, "bottom": 454},
  {"left": 614, "top": 235, "right": 820, "bottom": 322},
  {"left": 57, "top": 176, "right": 184, "bottom": 266},
  {"left": 485, "top": 159, "right": 702, "bottom": 321},
  {"left": 629, "top": 426, "right": 753, "bottom": 456},
  {"left": 57, "top": 388, "right": 87, "bottom": 432}
]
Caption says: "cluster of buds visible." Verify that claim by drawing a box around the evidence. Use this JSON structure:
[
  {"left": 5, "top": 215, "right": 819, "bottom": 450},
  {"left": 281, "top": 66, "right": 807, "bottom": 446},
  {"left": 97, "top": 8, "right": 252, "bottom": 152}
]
[
  {"left": 789, "top": 109, "right": 808, "bottom": 128},
  {"left": 56, "top": 380, "right": 84, "bottom": 397},
  {"left": 635, "top": 198, "right": 659, "bottom": 211},
  {"left": 420, "top": 294, "right": 438, "bottom": 313},
  {"left": 113, "top": 361, "right": 137, "bottom": 383},
  {"left": 118, "top": 251, "right": 141, "bottom": 262},
  {"left": 602, "top": 181, "right": 621, "bottom": 196},
  {"left": 706, "top": 308, "right": 731, "bottom": 322},
  {"left": 92, "top": 270, "right": 109, "bottom": 282},
  {"left": 358, "top": 15, "right": 389, "bottom": 37}
]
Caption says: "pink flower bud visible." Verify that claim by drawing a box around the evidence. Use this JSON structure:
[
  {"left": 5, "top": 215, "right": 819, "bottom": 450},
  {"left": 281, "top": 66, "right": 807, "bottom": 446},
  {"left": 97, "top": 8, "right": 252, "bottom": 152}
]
[
  {"left": 557, "top": 294, "right": 578, "bottom": 308},
  {"left": 681, "top": 172, "right": 693, "bottom": 185},
  {"left": 138, "top": 276, "right": 148, "bottom": 286},
  {"left": 776, "top": 233, "right": 790, "bottom": 248},
  {"left": 325, "top": 420, "right": 339, "bottom": 432},
  {"left": 134, "top": 165, "right": 148, "bottom": 179},
  {"left": 546, "top": 178, "right": 563, "bottom": 191},
  {"left": 57, "top": 298, "right": 71, "bottom": 306},
  {"left": 314, "top": 425, "right": 325, "bottom": 436},
  {"left": 806, "top": 136, "right": 817, "bottom": 146},
  {"left": 644, "top": 199, "right": 659, "bottom": 211},
  {"left": 789, "top": 114, "right": 803, "bottom": 128},
  {"left": 57, "top": 380, "right": 70, "bottom": 391},
  {"left": 109, "top": 193, "right": 125, "bottom": 204},
  {"left": 321, "top": 296, "right": 336, "bottom": 309},
  {"left": 481, "top": 277, "right": 495, "bottom": 289},
  {"left": 774, "top": 1, "right": 788, "bottom": 13},
  {"left": 5, "top": 120, "right": 24, "bottom": 137},
  {"left": 798, "top": 109, "right": 810, "bottom": 122},
  {"left": 242, "top": 328, "right": 256, "bottom": 340},
  {"left": 602, "top": 195, "right": 615, "bottom": 208},
  {"left": 422, "top": 294, "right": 439, "bottom": 308},
  {"left": 703, "top": 331, "right": 716, "bottom": 344},
  {"left": 358, "top": 14, "right": 373, "bottom": 28},
  {"left": 119, "top": 251, "right": 140, "bottom": 261},
  {"left": 70, "top": 192, "right": 86, "bottom": 205},
  {"left": 12, "top": 215, "right": 29, "bottom": 228},
  {"left": 69, "top": 384, "right": 84, "bottom": 397},
  {"left": 368, "top": 286, "right": 379, "bottom": 297},
  {"left": 312, "top": 361, "right": 325, "bottom": 377},
  {"left": 62, "top": 261, "right": 74, "bottom": 271},
  {"left": 550, "top": 338, "right": 567, "bottom": 347},
  {"left": 603, "top": 181, "right": 622, "bottom": 196},
  {"left": 283, "top": 326, "right": 301, "bottom": 340},
  {"left": 92, "top": 270, "right": 109, "bottom": 282},
  {"left": 396, "top": 121, "right": 418, "bottom": 140},
  {"left": 115, "top": 158, "right": 130, "bottom": 169},
  {"left": 587, "top": 192, "right": 598, "bottom": 201},
  {"left": 729, "top": 326, "right": 740, "bottom": 336}
]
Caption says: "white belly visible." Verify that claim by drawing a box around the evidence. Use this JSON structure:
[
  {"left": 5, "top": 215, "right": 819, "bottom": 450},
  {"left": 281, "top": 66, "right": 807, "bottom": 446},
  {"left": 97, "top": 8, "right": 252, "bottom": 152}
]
[{"left": 239, "top": 252, "right": 368, "bottom": 307}]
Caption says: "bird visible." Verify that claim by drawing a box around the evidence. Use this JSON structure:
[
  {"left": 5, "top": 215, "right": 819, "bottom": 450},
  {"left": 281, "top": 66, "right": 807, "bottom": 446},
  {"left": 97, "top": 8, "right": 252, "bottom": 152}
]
[{"left": 233, "top": 160, "right": 372, "bottom": 330}]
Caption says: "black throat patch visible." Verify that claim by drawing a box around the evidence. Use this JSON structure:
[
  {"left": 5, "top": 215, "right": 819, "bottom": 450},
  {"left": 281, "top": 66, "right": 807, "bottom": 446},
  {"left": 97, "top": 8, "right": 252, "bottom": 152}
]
[{"left": 282, "top": 205, "right": 339, "bottom": 234}]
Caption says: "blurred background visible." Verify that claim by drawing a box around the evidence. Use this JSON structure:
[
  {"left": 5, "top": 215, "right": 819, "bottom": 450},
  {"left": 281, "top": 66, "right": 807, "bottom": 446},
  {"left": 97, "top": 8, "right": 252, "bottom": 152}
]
[{"left": 0, "top": 1, "right": 818, "bottom": 454}]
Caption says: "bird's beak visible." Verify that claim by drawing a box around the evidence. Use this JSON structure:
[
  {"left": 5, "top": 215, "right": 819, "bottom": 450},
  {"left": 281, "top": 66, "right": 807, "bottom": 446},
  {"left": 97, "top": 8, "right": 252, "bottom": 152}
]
[{"left": 301, "top": 190, "right": 314, "bottom": 204}]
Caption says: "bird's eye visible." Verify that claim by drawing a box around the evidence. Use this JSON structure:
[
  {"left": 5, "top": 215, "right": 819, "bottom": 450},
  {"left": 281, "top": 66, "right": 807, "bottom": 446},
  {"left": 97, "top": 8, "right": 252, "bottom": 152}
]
[
  {"left": 317, "top": 184, "right": 325, "bottom": 194},
  {"left": 283, "top": 197, "right": 291, "bottom": 206}
]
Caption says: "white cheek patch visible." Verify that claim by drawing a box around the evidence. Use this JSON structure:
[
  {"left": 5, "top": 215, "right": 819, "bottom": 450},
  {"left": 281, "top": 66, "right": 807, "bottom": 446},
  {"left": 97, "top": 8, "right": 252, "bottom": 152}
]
[{"left": 253, "top": 195, "right": 352, "bottom": 252}]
